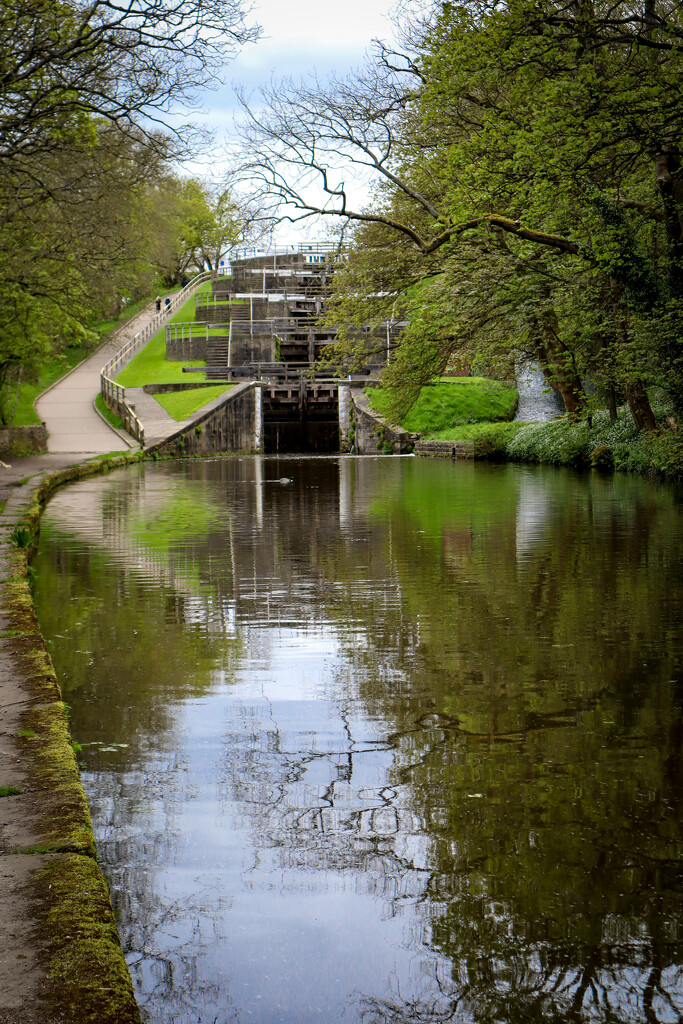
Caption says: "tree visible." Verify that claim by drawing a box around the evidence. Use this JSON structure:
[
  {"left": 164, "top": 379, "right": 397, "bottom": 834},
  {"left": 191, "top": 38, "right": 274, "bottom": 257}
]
[
  {"left": 234, "top": 1, "right": 683, "bottom": 424},
  {"left": 0, "top": 0, "right": 259, "bottom": 167},
  {"left": 0, "top": 0, "right": 259, "bottom": 422},
  {"left": 0, "top": 124, "right": 177, "bottom": 422},
  {"left": 143, "top": 176, "right": 244, "bottom": 281}
]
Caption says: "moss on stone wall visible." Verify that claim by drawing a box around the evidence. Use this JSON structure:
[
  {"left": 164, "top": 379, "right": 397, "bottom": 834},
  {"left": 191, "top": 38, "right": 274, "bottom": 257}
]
[{"left": 34, "top": 855, "right": 141, "bottom": 1024}]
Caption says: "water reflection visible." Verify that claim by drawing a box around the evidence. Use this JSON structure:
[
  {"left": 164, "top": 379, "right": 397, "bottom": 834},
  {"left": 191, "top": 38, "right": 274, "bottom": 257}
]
[{"left": 32, "top": 456, "right": 683, "bottom": 1023}]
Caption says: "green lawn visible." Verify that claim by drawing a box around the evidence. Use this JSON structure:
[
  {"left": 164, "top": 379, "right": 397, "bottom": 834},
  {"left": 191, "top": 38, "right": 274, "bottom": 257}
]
[
  {"left": 368, "top": 377, "right": 519, "bottom": 435},
  {"left": 153, "top": 385, "right": 235, "bottom": 421},
  {"left": 116, "top": 281, "right": 212, "bottom": 387}
]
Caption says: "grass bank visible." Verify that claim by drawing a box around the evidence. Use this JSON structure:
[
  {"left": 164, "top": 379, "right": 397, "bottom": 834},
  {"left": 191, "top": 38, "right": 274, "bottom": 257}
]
[
  {"left": 153, "top": 385, "right": 235, "bottom": 421},
  {"left": 116, "top": 281, "right": 212, "bottom": 387},
  {"left": 427, "top": 406, "right": 683, "bottom": 481},
  {"left": 367, "top": 377, "right": 518, "bottom": 434},
  {"left": 94, "top": 393, "right": 125, "bottom": 431}
]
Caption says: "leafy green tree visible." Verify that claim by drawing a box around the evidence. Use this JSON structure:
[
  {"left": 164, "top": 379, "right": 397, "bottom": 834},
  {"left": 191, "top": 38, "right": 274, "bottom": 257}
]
[
  {"left": 236, "top": 0, "right": 683, "bottom": 424},
  {"left": 0, "top": 0, "right": 259, "bottom": 422},
  {"left": 143, "top": 175, "right": 244, "bottom": 281}
]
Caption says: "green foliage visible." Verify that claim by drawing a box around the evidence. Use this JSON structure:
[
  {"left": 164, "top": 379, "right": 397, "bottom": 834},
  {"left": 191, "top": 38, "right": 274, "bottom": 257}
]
[
  {"left": 643, "top": 428, "right": 683, "bottom": 482},
  {"left": 312, "top": 0, "right": 683, "bottom": 423},
  {"left": 432, "top": 420, "right": 525, "bottom": 460},
  {"left": 433, "top": 409, "right": 681, "bottom": 477},
  {"left": 10, "top": 525, "right": 32, "bottom": 548},
  {"left": 0, "top": 786, "right": 21, "bottom": 797},
  {"left": 154, "top": 386, "right": 234, "bottom": 421}
]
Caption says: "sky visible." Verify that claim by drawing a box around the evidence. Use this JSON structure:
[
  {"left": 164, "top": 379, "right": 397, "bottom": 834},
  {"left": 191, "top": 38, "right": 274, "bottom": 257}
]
[
  {"left": 184, "top": 0, "right": 401, "bottom": 242},
  {"left": 204, "top": 0, "right": 400, "bottom": 129}
]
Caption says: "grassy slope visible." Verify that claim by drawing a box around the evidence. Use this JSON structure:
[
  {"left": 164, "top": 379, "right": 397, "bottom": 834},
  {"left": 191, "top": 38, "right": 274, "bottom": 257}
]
[
  {"left": 153, "top": 385, "right": 235, "bottom": 421},
  {"left": 115, "top": 281, "right": 212, "bottom": 387},
  {"left": 94, "top": 393, "right": 124, "bottom": 431},
  {"left": 368, "top": 377, "right": 519, "bottom": 434},
  {"left": 427, "top": 405, "right": 682, "bottom": 480}
]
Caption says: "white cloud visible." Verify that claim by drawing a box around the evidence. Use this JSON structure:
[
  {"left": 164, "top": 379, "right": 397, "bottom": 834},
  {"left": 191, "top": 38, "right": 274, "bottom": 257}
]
[{"left": 249, "top": 0, "right": 394, "bottom": 53}]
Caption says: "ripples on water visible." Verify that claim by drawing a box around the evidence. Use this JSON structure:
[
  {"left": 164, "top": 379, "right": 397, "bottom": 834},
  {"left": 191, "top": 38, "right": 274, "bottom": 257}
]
[{"left": 32, "top": 456, "right": 683, "bottom": 1024}]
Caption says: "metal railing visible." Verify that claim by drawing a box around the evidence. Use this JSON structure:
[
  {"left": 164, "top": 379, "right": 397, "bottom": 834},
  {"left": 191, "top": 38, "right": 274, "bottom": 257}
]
[
  {"left": 193, "top": 361, "right": 384, "bottom": 382},
  {"left": 229, "top": 242, "right": 340, "bottom": 261},
  {"left": 165, "top": 321, "right": 230, "bottom": 344},
  {"left": 100, "top": 271, "right": 212, "bottom": 444},
  {"left": 167, "top": 318, "right": 338, "bottom": 343}
]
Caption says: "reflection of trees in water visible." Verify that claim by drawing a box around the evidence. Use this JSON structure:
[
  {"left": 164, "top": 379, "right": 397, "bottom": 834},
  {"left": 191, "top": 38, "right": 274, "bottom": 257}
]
[
  {"left": 216, "top": 697, "right": 432, "bottom": 904},
  {"left": 353, "top": 958, "right": 683, "bottom": 1024},
  {"left": 86, "top": 761, "right": 241, "bottom": 1024},
  {"left": 353, "top": 960, "right": 467, "bottom": 1024},
  {"left": 319, "top": 468, "right": 683, "bottom": 1023}
]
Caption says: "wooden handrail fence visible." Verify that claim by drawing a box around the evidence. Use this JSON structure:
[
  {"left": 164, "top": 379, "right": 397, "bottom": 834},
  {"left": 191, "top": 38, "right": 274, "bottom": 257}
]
[{"left": 100, "top": 271, "right": 212, "bottom": 444}]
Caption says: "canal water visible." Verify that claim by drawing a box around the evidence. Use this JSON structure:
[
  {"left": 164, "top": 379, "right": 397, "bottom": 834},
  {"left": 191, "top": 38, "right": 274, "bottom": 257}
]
[{"left": 32, "top": 456, "right": 683, "bottom": 1024}]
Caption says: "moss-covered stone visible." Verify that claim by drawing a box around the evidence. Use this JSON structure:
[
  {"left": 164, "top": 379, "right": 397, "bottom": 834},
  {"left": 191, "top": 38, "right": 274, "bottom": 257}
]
[
  {"left": 0, "top": 449, "right": 159, "bottom": 1023},
  {"left": 34, "top": 855, "right": 142, "bottom": 1024},
  {"left": 17, "top": 702, "right": 96, "bottom": 858},
  {"left": 1, "top": 579, "right": 41, "bottom": 635}
]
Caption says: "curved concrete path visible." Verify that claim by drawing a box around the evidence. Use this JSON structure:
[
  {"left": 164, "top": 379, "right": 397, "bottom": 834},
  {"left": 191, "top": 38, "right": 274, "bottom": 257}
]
[
  {"left": 0, "top": 304, "right": 174, "bottom": 1023},
  {"left": 35, "top": 303, "right": 160, "bottom": 455}
]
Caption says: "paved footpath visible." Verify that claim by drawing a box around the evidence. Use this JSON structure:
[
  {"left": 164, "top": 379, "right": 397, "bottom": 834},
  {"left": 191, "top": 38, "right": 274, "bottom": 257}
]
[
  {"left": 34, "top": 303, "right": 155, "bottom": 455},
  {"left": 0, "top": 305, "right": 172, "bottom": 1024}
]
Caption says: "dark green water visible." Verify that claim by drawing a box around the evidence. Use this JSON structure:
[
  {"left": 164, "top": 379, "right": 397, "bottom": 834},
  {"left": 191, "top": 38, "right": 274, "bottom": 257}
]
[{"left": 32, "top": 456, "right": 683, "bottom": 1024}]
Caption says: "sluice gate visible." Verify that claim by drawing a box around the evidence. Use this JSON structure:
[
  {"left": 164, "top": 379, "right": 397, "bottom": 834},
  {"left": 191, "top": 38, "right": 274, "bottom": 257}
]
[{"left": 262, "top": 379, "right": 339, "bottom": 454}]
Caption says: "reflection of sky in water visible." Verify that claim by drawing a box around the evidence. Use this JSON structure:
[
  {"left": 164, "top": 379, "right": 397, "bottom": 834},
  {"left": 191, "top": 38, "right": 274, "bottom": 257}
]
[
  {"left": 85, "top": 621, "right": 438, "bottom": 1024},
  {"left": 34, "top": 457, "right": 683, "bottom": 1024}
]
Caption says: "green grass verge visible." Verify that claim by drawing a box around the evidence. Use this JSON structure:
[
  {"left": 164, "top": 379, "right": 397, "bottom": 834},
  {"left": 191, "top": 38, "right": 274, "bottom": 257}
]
[
  {"left": 115, "top": 281, "right": 212, "bottom": 387},
  {"left": 368, "top": 377, "right": 518, "bottom": 434},
  {"left": 428, "top": 406, "right": 683, "bottom": 480},
  {"left": 153, "top": 385, "right": 235, "bottom": 421},
  {"left": 94, "top": 394, "right": 124, "bottom": 431}
]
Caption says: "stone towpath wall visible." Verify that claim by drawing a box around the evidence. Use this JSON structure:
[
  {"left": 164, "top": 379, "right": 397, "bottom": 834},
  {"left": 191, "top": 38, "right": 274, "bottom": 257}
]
[{"left": 0, "top": 454, "right": 143, "bottom": 1024}]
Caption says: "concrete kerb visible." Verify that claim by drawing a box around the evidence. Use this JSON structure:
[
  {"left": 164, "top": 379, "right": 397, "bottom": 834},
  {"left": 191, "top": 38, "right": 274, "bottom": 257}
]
[
  {"left": 0, "top": 453, "right": 144, "bottom": 1024},
  {"left": 91, "top": 396, "right": 138, "bottom": 451}
]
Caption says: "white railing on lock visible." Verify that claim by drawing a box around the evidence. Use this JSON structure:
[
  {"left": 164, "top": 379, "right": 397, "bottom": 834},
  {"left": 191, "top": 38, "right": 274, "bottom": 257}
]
[{"left": 100, "top": 271, "right": 213, "bottom": 445}]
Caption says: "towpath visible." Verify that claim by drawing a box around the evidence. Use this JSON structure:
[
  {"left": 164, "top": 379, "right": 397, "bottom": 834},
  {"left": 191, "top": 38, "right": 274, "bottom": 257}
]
[
  {"left": 34, "top": 302, "right": 154, "bottom": 455},
  {"left": 0, "top": 300, "right": 177, "bottom": 1024}
]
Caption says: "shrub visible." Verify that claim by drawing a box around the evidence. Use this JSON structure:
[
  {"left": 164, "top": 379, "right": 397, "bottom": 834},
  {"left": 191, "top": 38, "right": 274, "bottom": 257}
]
[{"left": 644, "top": 427, "right": 683, "bottom": 481}]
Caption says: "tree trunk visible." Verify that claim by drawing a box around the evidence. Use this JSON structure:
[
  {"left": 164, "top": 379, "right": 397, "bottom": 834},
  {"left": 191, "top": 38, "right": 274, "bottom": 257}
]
[
  {"left": 624, "top": 381, "right": 659, "bottom": 432},
  {"left": 653, "top": 144, "right": 683, "bottom": 295},
  {"left": 530, "top": 310, "right": 587, "bottom": 422},
  {"left": 605, "top": 384, "right": 618, "bottom": 422}
]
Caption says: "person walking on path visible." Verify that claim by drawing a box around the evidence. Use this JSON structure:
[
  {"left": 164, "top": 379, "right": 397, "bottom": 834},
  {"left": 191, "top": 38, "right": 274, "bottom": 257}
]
[{"left": 155, "top": 295, "right": 161, "bottom": 312}]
